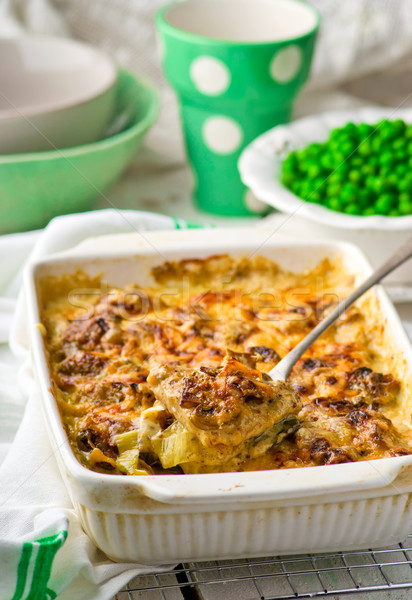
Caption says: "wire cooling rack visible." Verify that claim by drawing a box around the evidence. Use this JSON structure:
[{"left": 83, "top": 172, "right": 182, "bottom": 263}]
[{"left": 116, "top": 534, "right": 412, "bottom": 600}]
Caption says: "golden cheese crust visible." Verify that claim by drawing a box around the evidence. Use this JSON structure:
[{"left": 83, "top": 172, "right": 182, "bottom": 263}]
[{"left": 41, "top": 255, "right": 412, "bottom": 475}]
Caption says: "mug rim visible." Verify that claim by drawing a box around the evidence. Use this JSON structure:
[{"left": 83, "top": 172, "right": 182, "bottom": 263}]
[{"left": 156, "top": 0, "right": 321, "bottom": 47}]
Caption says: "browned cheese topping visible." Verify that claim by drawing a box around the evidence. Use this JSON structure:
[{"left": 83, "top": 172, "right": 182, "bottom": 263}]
[{"left": 40, "top": 255, "right": 412, "bottom": 475}]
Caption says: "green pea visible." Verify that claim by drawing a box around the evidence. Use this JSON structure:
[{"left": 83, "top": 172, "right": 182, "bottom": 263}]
[
  {"left": 380, "top": 193, "right": 395, "bottom": 209},
  {"left": 387, "top": 176, "right": 398, "bottom": 189},
  {"left": 330, "top": 127, "right": 343, "bottom": 140},
  {"left": 312, "top": 175, "right": 327, "bottom": 193},
  {"left": 358, "top": 141, "right": 372, "bottom": 156},
  {"left": 296, "top": 187, "right": 309, "bottom": 199},
  {"left": 399, "top": 192, "right": 411, "bottom": 204},
  {"left": 358, "top": 189, "right": 372, "bottom": 208},
  {"left": 319, "top": 153, "right": 334, "bottom": 170},
  {"left": 305, "top": 194, "right": 320, "bottom": 204},
  {"left": 326, "top": 171, "right": 344, "bottom": 185},
  {"left": 393, "top": 137, "right": 407, "bottom": 151},
  {"left": 299, "top": 183, "right": 312, "bottom": 198},
  {"left": 392, "top": 119, "right": 406, "bottom": 135},
  {"left": 307, "top": 191, "right": 323, "bottom": 204},
  {"left": 328, "top": 138, "right": 342, "bottom": 153},
  {"left": 374, "top": 177, "right": 391, "bottom": 193},
  {"left": 379, "top": 166, "right": 393, "bottom": 179},
  {"left": 394, "top": 151, "right": 408, "bottom": 165},
  {"left": 306, "top": 164, "right": 323, "bottom": 179},
  {"left": 344, "top": 203, "right": 360, "bottom": 215},
  {"left": 290, "top": 181, "right": 303, "bottom": 194},
  {"left": 365, "top": 176, "right": 375, "bottom": 190},
  {"left": 358, "top": 123, "right": 374, "bottom": 139},
  {"left": 282, "top": 154, "right": 295, "bottom": 166},
  {"left": 374, "top": 196, "right": 393, "bottom": 214},
  {"left": 327, "top": 183, "right": 342, "bottom": 198},
  {"left": 306, "top": 142, "right": 321, "bottom": 154},
  {"left": 398, "top": 201, "right": 411, "bottom": 215},
  {"left": 298, "top": 157, "right": 311, "bottom": 170},
  {"left": 379, "top": 151, "right": 396, "bottom": 167},
  {"left": 341, "top": 185, "right": 357, "bottom": 204},
  {"left": 349, "top": 156, "right": 363, "bottom": 168},
  {"left": 387, "top": 173, "right": 399, "bottom": 188},
  {"left": 398, "top": 177, "right": 412, "bottom": 192},
  {"left": 371, "top": 136, "right": 383, "bottom": 153},
  {"left": 336, "top": 161, "right": 350, "bottom": 175},
  {"left": 306, "top": 151, "right": 320, "bottom": 163},
  {"left": 296, "top": 149, "right": 308, "bottom": 162},
  {"left": 348, "top": 170, "right": 362, "bottom": 184},
  {"left": 376, "top": 119, "right": 390, "bottom": 129},
  {"left": 343, "top": 122, "right": 357, "bottom": 136},
  {"left": 380, "top": 124, "right": 397, "bottom": 141},
  {"left": 325, "top": 197, "right": 342, "bottom": 212},
  {"left": 281, "top": 162, "right": 293, "bottom": 175},
  {"left": 281, "top": 173, "right": 294, "bottom": 187},
  {"left": 340, "top": 141, "right": 356, "bottom": 157},
  {"left": 370, "top": 156, "right": 381, "bottom": 168},
  {"left": 332, "top": 151, "right": 348, "bottom": 164},
  {"left": 361, "top": 164, "right": 375, "bottom": 177}
]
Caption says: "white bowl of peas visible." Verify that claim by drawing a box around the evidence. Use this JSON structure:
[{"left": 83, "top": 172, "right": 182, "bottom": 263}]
[{"left": 239, "top": 106, "right": 412, "bottom": 285}]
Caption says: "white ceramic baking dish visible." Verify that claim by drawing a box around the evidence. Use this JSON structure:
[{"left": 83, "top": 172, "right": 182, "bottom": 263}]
[{"left": 25, "top": 228, "right": 412, "bottom": 564}]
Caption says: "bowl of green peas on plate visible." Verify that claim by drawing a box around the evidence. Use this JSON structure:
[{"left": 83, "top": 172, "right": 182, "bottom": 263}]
[
  {"left": 238, "top": 107, "right": 412, "bottom": 286},
  {"left": 281, "top": 118, "right": 412, "bottom": 218}
]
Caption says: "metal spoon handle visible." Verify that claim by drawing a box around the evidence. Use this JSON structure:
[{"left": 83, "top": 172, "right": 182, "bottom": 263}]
[{"left": 269, "top": 235, "right": 412, "bottom": 382}]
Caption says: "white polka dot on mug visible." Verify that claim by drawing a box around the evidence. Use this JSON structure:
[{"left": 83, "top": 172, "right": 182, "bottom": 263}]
[
  {"left": 190, "top": 56, "right": 231, "bottom": 96},
  {"left": 270, "top": 45, "right": 302, "bottom": 83},
  {"left": 203, "top": 116, "right": 243, "bottom": 154}
]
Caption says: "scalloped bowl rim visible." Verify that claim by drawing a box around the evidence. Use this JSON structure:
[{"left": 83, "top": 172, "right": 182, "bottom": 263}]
[
  {"left": 0, "top": 69, "right": 160, "bottom": 164},
  {"left": 238, "top": 106, "right": 412, "bottom": 231}
]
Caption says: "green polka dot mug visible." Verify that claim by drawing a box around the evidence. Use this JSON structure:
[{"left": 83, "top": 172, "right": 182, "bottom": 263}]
[{"left": 156, "top": 0, "right": 320, "bottom": 216}]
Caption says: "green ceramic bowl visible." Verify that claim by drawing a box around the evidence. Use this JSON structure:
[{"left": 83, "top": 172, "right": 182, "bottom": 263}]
[{"left": 0, "top": 69, "right": 159, "bottom": 234}]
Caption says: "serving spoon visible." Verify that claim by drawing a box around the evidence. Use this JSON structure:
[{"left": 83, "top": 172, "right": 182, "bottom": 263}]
[{"left": 268, "top": 234, "right": 412, "bottom": 382}]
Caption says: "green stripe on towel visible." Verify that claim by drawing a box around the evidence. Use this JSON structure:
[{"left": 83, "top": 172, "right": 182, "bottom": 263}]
[
  {"left": 11, "top": 530, "right": 67, "bottom": 600},
  {"left": 11, "top": 543, "right": 32, "bottom": 600},
  {"left": 172, "top": 217, "right": 214, "bottom": 229}
]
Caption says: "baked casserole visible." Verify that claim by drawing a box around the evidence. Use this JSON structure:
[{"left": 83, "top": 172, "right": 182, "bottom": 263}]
[{"left": 40, "top": 255, "right": 412, "bottom": 476}]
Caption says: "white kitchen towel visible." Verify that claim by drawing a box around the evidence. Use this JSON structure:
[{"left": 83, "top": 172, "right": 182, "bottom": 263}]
[{"left": 0, "top": 209, "right": 205, "bottom": 600}]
